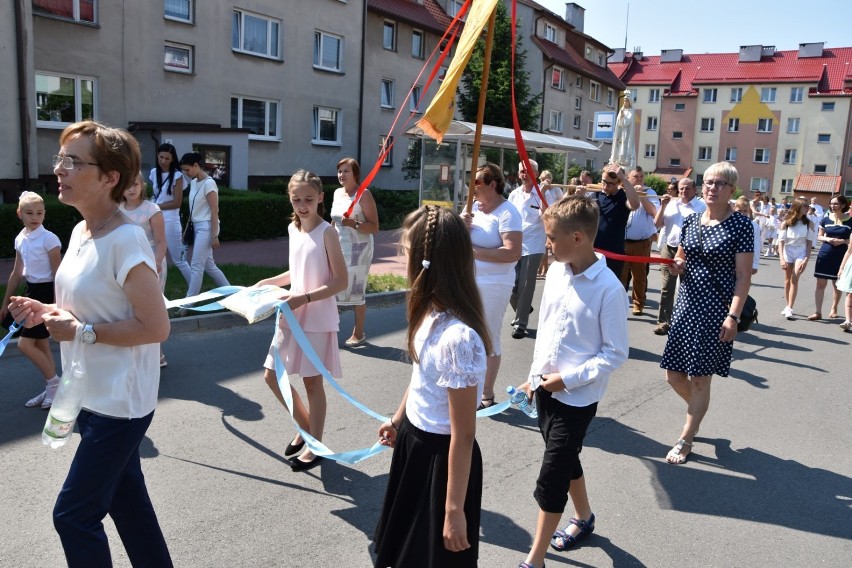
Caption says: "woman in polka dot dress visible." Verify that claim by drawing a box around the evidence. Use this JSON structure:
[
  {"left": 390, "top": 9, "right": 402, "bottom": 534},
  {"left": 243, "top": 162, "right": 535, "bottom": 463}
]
[{"left": 659, "top": 162, "right": 754, "bottom": 464}]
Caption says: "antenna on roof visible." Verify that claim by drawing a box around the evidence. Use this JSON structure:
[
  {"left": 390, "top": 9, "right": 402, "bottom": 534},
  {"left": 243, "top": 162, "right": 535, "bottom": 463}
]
[{"left": 624, "top": 3, "right": 629, "bottom": 51}]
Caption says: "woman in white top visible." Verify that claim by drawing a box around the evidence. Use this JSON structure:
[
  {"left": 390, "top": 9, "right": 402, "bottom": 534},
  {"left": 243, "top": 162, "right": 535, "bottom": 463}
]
[
  {"left": 777, "top": 200, "right": 817, "bottom": 319},
  {"left": 179, "top": 152, "right": 230, "bottom": 298},
  {"left": 9, "top": 120, "right": 172, "bottom": 566},
  {"left": 374, "top": 205, "right": 488, "bottom": 568},
  {"left": 149, "top": 143, "right": 190, "bottom": 284},
  {"left": 461, "top": 163, "right": 522, "bottom": 410}
]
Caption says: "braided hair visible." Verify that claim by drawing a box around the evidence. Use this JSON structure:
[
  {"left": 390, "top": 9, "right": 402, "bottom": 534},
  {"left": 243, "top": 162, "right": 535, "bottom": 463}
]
[{"left": 402, "top": 205, "right": 492, "bottom": 362}]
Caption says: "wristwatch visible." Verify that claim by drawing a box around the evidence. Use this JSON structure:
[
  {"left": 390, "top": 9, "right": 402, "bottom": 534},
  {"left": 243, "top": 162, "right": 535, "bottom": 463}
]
[
  {"left": 354, "top": 220, "right": 361, "bottom": 230},
  {"left": 81, "top": 323, "right": 97, "bottom": 344},
  {"left": 726, "top": 313, "right": 739, "bottom": 323}
]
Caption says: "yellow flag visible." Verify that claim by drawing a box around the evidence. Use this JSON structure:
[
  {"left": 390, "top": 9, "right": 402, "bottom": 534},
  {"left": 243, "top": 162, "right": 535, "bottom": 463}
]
[{"left": 416, "top": 0, "right": 498, "bottom": 143}]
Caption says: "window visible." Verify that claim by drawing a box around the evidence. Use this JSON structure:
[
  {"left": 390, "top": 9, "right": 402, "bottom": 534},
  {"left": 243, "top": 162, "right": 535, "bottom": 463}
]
[
  {"left": 725, "top": 147, "right": 737, "bottom": 162},
  {"left": 551, "top": 67, "right": 564, "bottom": 90},
  {"left": 164, "top": 43, "right": 193, "bottom": 73},
  {"left": 574, "top": 96, "right": 582, "bottom": 111},
  {"left": 728, "top": 117, "right": 740, "bottom": 132},
  {"left": 549, "top": 110, "right": 564, "bottom": 133},
  {"left": 672, "top": 131, "right": 683, "bottom": 140},
  {"left": 35, "top": 73, "right": 95, "bottom": 127},
  {"left": 586, "top": 120, "right": 595, "bottom": 140},
  {"left": 573, "top": 115, "right": 581, "bottom": 129},
  {"left": 844, "top": 182, "right": 852, "bottom": 198},
  {"left": 575, "top": 75, "right": 583, "bottom": 88},
  {"left": 411, "top": 29, "right": 424, "bottom": 59},
  {"left": 703, "top": 88, "right": 717, "bottom": 103},
  {"left": 751, "top": 178, "right": 770, "bottom": 192},
  {"left": 783, "top": 149, "right": 797, "bottom": 164},
  {"left": 698, "top": 147, "right": 712, "bottom": 161},
  {"left": 757, "top": 118, "right": 773, "bottom": 133},
  {"left": 314, "top": 31, "right": 343, "bottom": 71},
  {"left": 383, "top": 21, "right": 396, "bottom": 50},
  {"left": 790, "top": 87, "right": 803, "bottom": 103},
  {"left": 165, "top": 0, "right": 192, "bottom": 23},
  {"left": 312, "top": 106, "right": 341, "bottom": 145},
  {"left": 787, "top": 118, "right": 800, "bottom": 133},
  {"left": 645, "top": 144, "right": 656, "bottom": 158},
  {"left": 379, "top": 136, "right": 393, "bottom": 166},
  {"left": 753, "top": 148, "right": 770, "bottom": 163},
  {"left": 780, "top": 179, "right": 794, "bottom": 194},
  {"left": 232, "top": 10, "right": 280, "bottom": 59},
  {"left": 230, "top": 96, "right": 278, "bottom": 139},
  {"left": 646, "top": 116, "right": 658, "bottom": 131},
  {"left": 380, "top": 79, "right": 394, "bottom": 109},
  {"left": 585, "top": 158, "right": 596, "bottom": 170},
  {"left": 448, "top": 0, "right": 465, "bottom": 17},
  {"left": 669, "top": 158, "right": 681, "bottom": 167},
  {"left": 589, "top": 81, "right": 600, "bottom": 102},
  {"left": 700, "top": 118, "right": 715, "bottom": 132},
  {"left": 631, "top": 89, "right": 638, "bottom": 102},
  {"left": 730, "top": 87, "right": 743, "bottom": 103},
  {"left": 649, "top": 89, "right": 660, "bottom": 103},
  {"left": 607, "top": 89, "right": 614, "bottom": 108},
  {"left": 544, "top": 23, "right": 556, "bottom": 42},
  {"left": 760, "top": 87, "right": 776, "bottom": 103},
  {"left": 674, "top": 103, "right": 685, "bottom": 111},
  {"left": 410, "top": 85, "right": 422, "bottom": 113},
  {"left": 33, "top": 0, "right": 95, "bottom": 23},
  {"left": 817, "top": 133, "right": 831, "bottom": 143},
  {"left": 814, "top": 164, "right": 827, "bottom": 174}
]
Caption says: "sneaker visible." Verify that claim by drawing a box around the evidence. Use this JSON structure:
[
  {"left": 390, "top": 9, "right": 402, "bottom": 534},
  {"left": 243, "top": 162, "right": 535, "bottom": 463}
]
[
  {"left": 839, "top": 321, "right": 852, "bottom": 332},
  {"left": 42, "top": 378, "right": 60, "bottom": 409},
  {"left": 25, "top": 390, "right": 47, "bottom": 408},
  {"left": 632, "top": 307, "right": 644, "bottom": 316},
  {"left": 783, "top": 306, "right": 794, "bottom": 320}
]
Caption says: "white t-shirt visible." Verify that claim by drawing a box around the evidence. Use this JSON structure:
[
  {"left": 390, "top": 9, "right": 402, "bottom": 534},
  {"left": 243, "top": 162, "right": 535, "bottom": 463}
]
[
  {"left": 508, "top": 186, "right": 547, "bottom": 255},
  {"left": 662, "top": 197, "right": 707, "bottom": 248},
  {"left": 149, "top": 168, "right": 187, "bottom": 223},
  {"left": 188, "top": 177, "right": 218, "bottom": 223},
  {"left": 56, "top": 223, "right": 160, "bottom": 419},
  {"left": 624, "top": 187, "right": 659, "bottom": 240},
  {"left": 778, "top": 221, "right": 817, "bottom": 250},
  {"left": 470, "top": 200, "right": 522, "bottom": 285},
  {"left": 16, "top": 225, "right": 61, "bottom": 283}
]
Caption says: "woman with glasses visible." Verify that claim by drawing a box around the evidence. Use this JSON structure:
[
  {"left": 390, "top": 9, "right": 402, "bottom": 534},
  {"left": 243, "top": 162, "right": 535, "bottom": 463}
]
[
  {"left": 777, "top": 200, "right": 817, "bottom": 319},
  {"left": 809, "top": 195, "right": 852, "bottom": 320},
  {"left": 460, "top": 163, "right": 521, "bottom": 409},
  {"left": 9, "top": 121, "right": 172, "bottom": 565},
  {"left": 659, "top": 162, "right": 753, "bottom": 464}
]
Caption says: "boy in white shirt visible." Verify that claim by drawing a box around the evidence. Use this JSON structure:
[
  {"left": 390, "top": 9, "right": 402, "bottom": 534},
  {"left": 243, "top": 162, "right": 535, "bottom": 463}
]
[
  {"left": 517, "top": 195, "right": 629, "bottom": 568},
  {"left": 1, "top": 192, "right": 62, "bottom": 407}
]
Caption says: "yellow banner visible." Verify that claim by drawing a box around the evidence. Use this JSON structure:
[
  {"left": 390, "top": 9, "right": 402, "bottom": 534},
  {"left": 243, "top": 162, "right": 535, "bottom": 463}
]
[{"left": 416, "top": 0, "right": 498, "bottom": 143}]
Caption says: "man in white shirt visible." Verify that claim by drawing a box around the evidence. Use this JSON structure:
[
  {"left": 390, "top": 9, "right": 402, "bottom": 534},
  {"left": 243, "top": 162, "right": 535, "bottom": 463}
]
[
  {"left": 620, "top": 168, "right": 659, "bottom": 316},
  {"left": 810, "top": 197, "right": 824, "bottom": 218}
]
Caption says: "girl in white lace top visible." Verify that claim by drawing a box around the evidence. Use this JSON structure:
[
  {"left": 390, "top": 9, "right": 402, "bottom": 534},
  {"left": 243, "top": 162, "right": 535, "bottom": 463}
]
[{"left": 373, "top": 206, "right": 490, "bottom": 568}]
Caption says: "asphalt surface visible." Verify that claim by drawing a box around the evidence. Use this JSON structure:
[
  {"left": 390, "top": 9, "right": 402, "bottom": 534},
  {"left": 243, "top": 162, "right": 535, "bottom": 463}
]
[{"left": 1, "top": 254, "right": 851, "bottom": 567}]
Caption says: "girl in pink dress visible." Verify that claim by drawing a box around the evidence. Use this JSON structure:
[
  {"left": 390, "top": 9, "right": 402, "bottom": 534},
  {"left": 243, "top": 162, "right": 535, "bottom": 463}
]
[{"left": 257, "top": 170, "right": 348, "bottom": 472}]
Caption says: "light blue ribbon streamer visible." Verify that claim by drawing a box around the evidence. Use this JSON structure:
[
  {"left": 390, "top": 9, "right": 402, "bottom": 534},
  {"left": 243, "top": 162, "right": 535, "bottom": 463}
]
[
  {"left": 165, "top": 285, "right": 245, "bottom": 310},
  {"left": 0, "top": 321, "right": 22, "bottom": 358}
]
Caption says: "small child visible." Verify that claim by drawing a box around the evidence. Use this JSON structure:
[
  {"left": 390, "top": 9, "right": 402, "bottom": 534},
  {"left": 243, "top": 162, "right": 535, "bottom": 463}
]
[
  {"left": 1, "top": 192, "right": 62, "bottom": 407},
  {"left": 257, "top": 170, "right": 348, "bottom": 472},
  {"left": 537, "top": 170, "right": 563, "bottom": 277},
  {"left": 518, "top": 195, "right": 629, "bottom": 568}
]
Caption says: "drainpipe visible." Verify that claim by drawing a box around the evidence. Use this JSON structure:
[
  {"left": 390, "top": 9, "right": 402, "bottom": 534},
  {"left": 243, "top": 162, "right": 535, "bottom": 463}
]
[
  {"left": 356, "top": 0, "right": 367, "bottom": 165},
  {"left": 14, "top": 0, "right": 31, "bottom": 190}
]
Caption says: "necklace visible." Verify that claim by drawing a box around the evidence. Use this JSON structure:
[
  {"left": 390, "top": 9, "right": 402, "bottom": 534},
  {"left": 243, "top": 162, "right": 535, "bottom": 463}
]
[{"left": 77, "top": 208, "right": 121, "bottom": 255}]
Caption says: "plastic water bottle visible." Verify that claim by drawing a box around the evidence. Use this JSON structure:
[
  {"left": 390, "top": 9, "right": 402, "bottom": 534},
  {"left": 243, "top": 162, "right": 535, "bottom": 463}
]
[
  {"left": 507, "top": 385, "right": 537, "bottom": 419},
  {"left": 42, "top": 343, "right": 86, "bottom": 448}
]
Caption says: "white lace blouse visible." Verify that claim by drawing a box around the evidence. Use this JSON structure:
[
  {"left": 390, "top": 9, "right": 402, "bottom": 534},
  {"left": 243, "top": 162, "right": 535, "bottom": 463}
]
[{"left": 405, "top": 311, "right": 487, "bottom": 435}]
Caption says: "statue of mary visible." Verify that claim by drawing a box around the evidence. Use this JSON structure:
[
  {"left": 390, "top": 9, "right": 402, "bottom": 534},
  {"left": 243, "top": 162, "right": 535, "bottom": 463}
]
[{"left": 610, "top": 91, "right": 636, "bottom": 170}]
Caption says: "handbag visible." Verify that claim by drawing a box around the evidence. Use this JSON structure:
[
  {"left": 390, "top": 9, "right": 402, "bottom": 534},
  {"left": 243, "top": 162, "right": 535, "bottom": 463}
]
[{"left": 182, "top": 180, "right": 199, "bottom": 246}]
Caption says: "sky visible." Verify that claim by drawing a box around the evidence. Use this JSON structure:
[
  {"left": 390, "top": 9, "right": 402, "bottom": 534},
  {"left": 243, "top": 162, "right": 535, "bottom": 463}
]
[{"left": 536, "top": 0, "right": 852, "bottom": 56}]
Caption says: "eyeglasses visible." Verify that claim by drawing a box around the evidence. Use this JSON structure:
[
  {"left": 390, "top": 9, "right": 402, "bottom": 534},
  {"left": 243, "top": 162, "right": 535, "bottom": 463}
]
[
  {"left": 52, "top": 155, "right": 99, "bottom": 170},
  {"left": 703, "top": 180, "right": 730, "bottom": 190}
]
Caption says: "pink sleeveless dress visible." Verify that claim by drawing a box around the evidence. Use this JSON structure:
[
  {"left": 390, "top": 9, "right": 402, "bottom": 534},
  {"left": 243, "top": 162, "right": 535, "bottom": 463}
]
[{"left": 263, "top": 221, "right": 342, "bottom": 378}]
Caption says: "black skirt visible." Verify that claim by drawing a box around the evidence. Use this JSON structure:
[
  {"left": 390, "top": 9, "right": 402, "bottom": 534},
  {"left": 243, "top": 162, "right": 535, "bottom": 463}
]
[
  {"left": 373, "top": 416, "right": 482, "bottom": 568},
  {"left": 1, "top": 281, "right": 53, "bottom": 340}
]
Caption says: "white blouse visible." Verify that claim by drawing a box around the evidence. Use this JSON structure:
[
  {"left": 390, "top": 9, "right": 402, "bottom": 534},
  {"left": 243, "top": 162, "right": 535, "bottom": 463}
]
[{"left": 405, "top": 311, "right": 487, "bottom": 435}]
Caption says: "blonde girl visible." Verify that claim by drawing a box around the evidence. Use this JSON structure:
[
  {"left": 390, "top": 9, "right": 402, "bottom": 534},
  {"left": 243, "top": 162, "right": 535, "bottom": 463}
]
[{"left": 777, "top": 200, "right": 817, "bottom": 319}]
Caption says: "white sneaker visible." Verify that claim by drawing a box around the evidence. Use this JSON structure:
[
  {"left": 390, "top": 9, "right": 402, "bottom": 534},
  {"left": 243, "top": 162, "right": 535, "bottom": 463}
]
[
  {"left": 783, "top": 306, "right": 794, "bottom": 319},
  {"left": 42, "top": 378, "right": 60, "bottom": 409},
  {"left": 24, "top": 390, "right": 47, "bottom": 408}
]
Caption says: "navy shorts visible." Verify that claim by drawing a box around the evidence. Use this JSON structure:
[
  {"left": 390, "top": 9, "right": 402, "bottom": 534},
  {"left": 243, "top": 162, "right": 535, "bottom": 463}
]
[{"left": 533, "top": 388, "right": 598, "bottom": 514}]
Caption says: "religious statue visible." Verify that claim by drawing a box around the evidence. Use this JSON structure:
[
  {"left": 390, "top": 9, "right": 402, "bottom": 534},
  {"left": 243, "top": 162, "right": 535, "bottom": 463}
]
[{"left": 610, "top": 91, "right": 636, "bottom": 170}]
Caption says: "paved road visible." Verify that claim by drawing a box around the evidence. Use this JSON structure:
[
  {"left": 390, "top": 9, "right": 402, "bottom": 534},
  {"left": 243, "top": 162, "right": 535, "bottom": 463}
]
[{"left": 1, "top": 256, "right": 850, "bottom": 567}]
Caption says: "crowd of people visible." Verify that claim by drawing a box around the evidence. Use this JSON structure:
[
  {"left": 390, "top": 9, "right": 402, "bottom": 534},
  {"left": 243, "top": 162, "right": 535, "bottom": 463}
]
[{"left": 4, "top": 118, "right": 852, "bottom": 567}]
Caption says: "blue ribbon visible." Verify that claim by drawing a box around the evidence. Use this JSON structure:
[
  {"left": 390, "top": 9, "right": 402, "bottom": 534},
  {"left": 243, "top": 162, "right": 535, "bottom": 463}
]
[
  {"left": 0, "top": 321, "right": 22, "bottom": 358},
  {"left": 165, "top": 285, "right": 245, "bottom": 310}
]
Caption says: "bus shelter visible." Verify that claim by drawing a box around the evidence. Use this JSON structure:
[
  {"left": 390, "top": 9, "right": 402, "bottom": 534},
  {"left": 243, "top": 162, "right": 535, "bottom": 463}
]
[{"left": 405, "top": 120, "right": 600, "bottom": 210}]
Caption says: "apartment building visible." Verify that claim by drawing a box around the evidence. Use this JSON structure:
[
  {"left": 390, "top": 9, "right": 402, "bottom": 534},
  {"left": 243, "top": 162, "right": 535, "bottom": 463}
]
[{"left": 609, "top": 43, "right": 852, "bottom": 203}]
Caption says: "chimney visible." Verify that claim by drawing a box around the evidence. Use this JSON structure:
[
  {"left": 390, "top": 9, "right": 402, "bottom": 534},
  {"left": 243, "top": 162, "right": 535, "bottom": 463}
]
[
  {"left": 609, "top": 47, "right": 626, "bottom": 63},
  {"left": 798, "top": 42, "right": 825, "bottom": 58},
  {"left": 660, "top": 49, "right": 683, "bottom": 63},
  {"left": 565, "top": 3, "right": 585, "bottom": 33},
  {"left": 738, "top": 45, "right": 763, "bottom": 62}
]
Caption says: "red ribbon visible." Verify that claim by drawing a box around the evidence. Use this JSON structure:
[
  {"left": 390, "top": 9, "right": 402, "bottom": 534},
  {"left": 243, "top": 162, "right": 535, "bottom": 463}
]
[{"left": 594, "top": 249, "right": 674, "bottom": 265}]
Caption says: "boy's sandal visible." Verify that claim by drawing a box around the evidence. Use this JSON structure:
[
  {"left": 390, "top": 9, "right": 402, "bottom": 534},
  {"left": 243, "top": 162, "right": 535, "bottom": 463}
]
[
  {"left": 477, "top": 396, "right": 495, "bottom": 411},
  {"left": 550, "top": 513, "right": 595, "bottom": 552},
  {"left": 666, "top": 438, "right": 692, "bottom": 465},
  {"left": 807, "top": 313, "right": 821, "bottom": 321}
]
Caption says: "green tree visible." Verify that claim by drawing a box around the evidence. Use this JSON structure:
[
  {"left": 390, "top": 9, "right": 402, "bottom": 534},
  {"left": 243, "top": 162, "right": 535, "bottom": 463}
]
[{"left": 457, "top": 2, "right": 541, "bottom": 131}]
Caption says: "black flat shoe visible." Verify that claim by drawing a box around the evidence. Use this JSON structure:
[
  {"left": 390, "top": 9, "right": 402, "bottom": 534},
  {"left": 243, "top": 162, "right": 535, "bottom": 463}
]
[
  {"left": 284, "top": 439, "right": 305, "bottom": 458},
  {"left": 291, "top": 455, "right": 324, "bottom": 472}
]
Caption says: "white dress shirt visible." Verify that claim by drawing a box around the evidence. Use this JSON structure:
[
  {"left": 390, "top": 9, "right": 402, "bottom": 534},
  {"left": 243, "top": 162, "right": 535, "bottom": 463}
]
[{"left": 508, "top": 186, "right": 546, "bottom": 255}]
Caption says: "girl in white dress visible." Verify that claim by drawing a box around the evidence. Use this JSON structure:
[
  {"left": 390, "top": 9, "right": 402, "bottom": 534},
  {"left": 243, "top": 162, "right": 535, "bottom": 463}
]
[{"left": 777, "top": 200, "right": 817, "bottom": 319}]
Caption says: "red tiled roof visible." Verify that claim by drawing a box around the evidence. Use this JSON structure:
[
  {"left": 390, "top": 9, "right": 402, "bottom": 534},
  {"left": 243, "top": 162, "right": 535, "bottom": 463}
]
[
  {"left": 794, "top": 174, "right": 842, "bottom": 194},
  {"left": 532, "top": 36, "right": 625, "bottom": 91},
  {"left": 368, "top": 0, "right": 452, "bottom": 36},
  {"left": 619, "top": 48, "right": 852, "bottom": 96},
  {"left": 653, "top": 166, "right": 694, "bottom": 179}
]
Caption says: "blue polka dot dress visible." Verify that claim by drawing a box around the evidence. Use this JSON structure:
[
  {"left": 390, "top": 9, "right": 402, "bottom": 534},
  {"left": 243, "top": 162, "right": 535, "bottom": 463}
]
[{"left": 661, "top": 212, "right": 753, "bottom": 377}]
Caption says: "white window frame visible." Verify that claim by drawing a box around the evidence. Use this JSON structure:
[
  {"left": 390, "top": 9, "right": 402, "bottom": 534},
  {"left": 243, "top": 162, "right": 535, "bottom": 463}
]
[
  {"left": 573, "top": 115, "right": 581, "bottom": 129},
  {"left": 35, "top": 72, "right": 97, "bottom": 128},
  {"left": 607, "top": 89, "right": 615, "bottom": 108},
  {"left": 649, "top": 88, "right": 660, "bottom": 103},
  {"left": 589, "top": 81, "right": 600, "bottom": 102},
  {"left": 551, "top": 67, "right": 564, "bottom": 90},
  {"left": 814, "top": 164, "right": 828, "bottom": 174},
  {"left": 383, "top": 20, "right": 396, "bottom": 51},
  {"left": 783, "top": 149, "right": 797, "bottom": 164},
  {"left": 669, "top": 158, "right": 681, "bottom": 167},
  {"left": 543, "top": 23, "right": 557, "bottom": 42},
  {"left": 448, "top": 0, "right": 465, "bottom": 17},
  {"left": 411, "top": 29, "right": 425, "bottom": 59},
  {"left": 672, "top": 131, "right": 683, "bottom": 140},
  {"left": 753, "top": 148, "right": 770, "bottom": 163},
  {"left": 703, "top": 88, "right": 717, "bottom": 103},
  {"left": 844, "top": 182, "right": 852, "bottom": 198},
  {"left": 549, "top": 110, "right": 564, "bottom": 133},
  {"left": 164, "top": 42, "right": 193, "bottom": 73},
  {"left": 380, "top": 135, "right": 393, "bottom": 166},
  {"left": 817, "top": 133, "right": 831, "bottom": 143},
  {"left": 646, "top": 116, "right": 658, "bottom": 131},
  {"left": 585, "top": 158, "right": 596, "bottom": 170},
  {"left": 575, "top": 75, "right": 583, "bottom": 88},
  {"left": 644, "top": 144, "right": 656, "bottom": 158},
  {"left": 586, "top": 120, "right": 595, "bottom": 140},
  {"left": 312, "top": 106, "right": 342, "bottom": 146},
  {"left": 787, "top": 118, "right": 800, "bottom": 133},
  {"left": 232, "top": 9, "right": 281, "bottom": 60},
  {"left": 700, "top": 117, "right": 715, "bottom": 132},
  {"left": 574, "top": 96, "right": 582, "bottom": 111},
  {"left": 698, "top": 146, "right": 712, "bottom": 161},
  {"left": 165, "top": 0, "right": 192, "bottom": 23},
  {"left": 314, "top": 31, "right": 344, "bottom": 72},
  {"left": 790, "top": 87, "right": 803, "bottom": 103},
  {"left": 760, "top": 87, "right": 776, "bottom": 103},
  {"left": 410, "top": 85, "right": 422, "bottom": 113},
  {"left": 780, "top": 179, "right": 794, "bottom": 194},
  {"left": 631, "top": 89, "right": 637, "bottom": 102},
  {"left": 674, "top": 103, "right": 685, "bottom": 111},
  {"left": 751, "top": 177, "right": 770, "bottom": 192},
  {"left": 728, "top": 118, "right": 740, "bottom": 132},
  {"left": 757, "top": 118, "right": 773, "bottom": 133},
  {"left": 725, "top": 147, "right": 737, "bottom": 162},
  {"left": 231, "top": 95, "right": 279, "bottom": 140},
  {"left": 821, "top": 102, "right": 836, "bottom": 111},
  {"left": 33, "top": 0, "right": 96, "bottom": 24},
  {"left": 380, "top": 79, "right": 394, "bottom": 109},
  {"left": 730, "top": 87, "right": 743, "bottom": 103}
]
